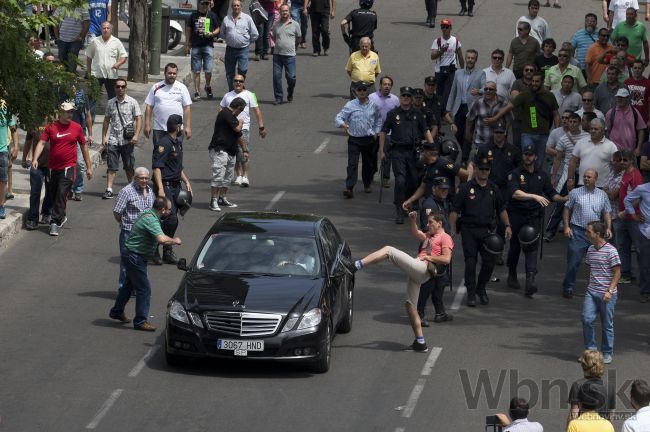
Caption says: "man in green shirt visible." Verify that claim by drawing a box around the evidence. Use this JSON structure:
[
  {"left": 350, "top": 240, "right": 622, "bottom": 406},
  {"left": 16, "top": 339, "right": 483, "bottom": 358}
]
[
  {"left": 543, "top": 48, "right": 588, "bottom": 92},
  {"left": 109, "top": 197, "right": 182, "bottom": 331},
  {"left": 611, "top": 7, "right": 649, "bottom": 63}
]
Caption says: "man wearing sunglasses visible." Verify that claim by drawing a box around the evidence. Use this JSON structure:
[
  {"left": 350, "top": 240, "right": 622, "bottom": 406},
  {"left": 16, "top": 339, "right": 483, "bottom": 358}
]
[
  {"left": 610, "top": 7, "right": 649, "bottom": 66},
  {"left": 585, "top": 28, "right": 614, "bottom": 87},
  {"left": 544, "top": 48, "right": 588, "bottom": 92},
  {"left": 336, "top": 81, "right": 382, "bottom": 200},
  {"left": 514, "top": 0, "right": 550, "bottom": 46},
  {"left": 480, "top": 49, "right": 516, "bottom": 102},
  {"left": 466, "top": 82, "right": 511, "bottom": 160},
  {"left": 507, "top": 21, "right": 540, "bottom": 79}
]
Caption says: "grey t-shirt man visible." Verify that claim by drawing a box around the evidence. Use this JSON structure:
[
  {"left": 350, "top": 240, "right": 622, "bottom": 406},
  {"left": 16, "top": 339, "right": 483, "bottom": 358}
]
[{"left": 272, "top": 19, "right": 301, "bottom": 56}]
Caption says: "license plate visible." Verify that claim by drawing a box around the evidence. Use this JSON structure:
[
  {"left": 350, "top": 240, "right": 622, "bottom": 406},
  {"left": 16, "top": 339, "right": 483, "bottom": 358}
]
[{"left": 218, "top": 339, "right": 264, "bottom": 356}]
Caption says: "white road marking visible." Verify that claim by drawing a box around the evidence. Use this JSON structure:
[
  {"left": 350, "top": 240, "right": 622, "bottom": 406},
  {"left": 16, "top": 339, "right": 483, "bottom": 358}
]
[
  {"left": 402, "top": 378, "right": 426, "bottom": 418},
  {"left": 128, "top": 345, "right": 159, "bottom": 377},
  {"left": 85, "top": 389, "right": 123, "bottom": 429},
  {"left": 449, "top": 279, "right": 466, "bottom": 310},
  {"left": 394, "top": 428, "right": 406, "bottom": 432},
  {"left": 314, "top": 138, "right": 330, "bottom": 154},
  {"left": 264, "top": 191, "right": 286, "bottom": 210},
  {"left": 420, "top": 347, "right": 442, "bottom": 376}
]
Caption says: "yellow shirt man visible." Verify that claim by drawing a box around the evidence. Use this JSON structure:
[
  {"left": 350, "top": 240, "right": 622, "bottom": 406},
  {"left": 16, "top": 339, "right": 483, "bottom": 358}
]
[
  {"left": 345, "top": 48, "right": 381, "bottom": 83},
  {"left": 567, "top": 411, "right": 614, "bottom": 432}
]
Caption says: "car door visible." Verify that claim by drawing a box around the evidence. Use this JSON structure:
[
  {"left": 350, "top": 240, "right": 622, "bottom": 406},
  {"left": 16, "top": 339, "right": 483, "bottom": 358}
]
[{"left": 321, "top": 221, "right": 345, "bottom": 325}]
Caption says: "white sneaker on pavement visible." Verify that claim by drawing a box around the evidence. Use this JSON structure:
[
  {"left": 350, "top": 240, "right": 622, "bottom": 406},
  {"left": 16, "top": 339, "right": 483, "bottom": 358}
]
[
  {"left": 233, "top": 176, "right": 243, "bottom": 185},
  {"left": 241, "top": 176, "right": 250, "bottom": 187}
]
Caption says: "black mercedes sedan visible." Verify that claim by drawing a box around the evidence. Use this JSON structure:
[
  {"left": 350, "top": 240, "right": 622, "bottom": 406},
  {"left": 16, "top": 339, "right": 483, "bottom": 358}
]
[{"left": 164, "top": 212, "right": 355, "bottom": 373}]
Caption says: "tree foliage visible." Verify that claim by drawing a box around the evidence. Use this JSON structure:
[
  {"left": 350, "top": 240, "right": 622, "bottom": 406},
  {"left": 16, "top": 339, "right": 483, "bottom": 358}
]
[{"left": 0, "top": 0, "right": 96, "bottom": 129}]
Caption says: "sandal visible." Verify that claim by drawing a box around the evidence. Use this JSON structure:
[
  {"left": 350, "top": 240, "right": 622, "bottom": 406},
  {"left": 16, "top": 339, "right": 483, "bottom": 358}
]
[
  {"left": 193, "top": 91, "right": 201, "bottom": 101},
  {"left": 205, "top": 86, "right": 213, "bottom": 100}
]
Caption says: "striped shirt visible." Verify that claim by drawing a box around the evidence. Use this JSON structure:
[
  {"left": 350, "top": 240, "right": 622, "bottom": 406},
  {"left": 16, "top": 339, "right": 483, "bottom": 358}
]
[
  {"left": 54, "top": 7, "right": 90, "bottom": 42},
  {"left": 113, "top": 182, "right": 154, "bottom": 231},
  {"left": 586, "top": 242, "right": 620, "bottom": 295},
  {"left": 565, "top": 186, "right": 611, "bottom": 229},
  {"left": 571, "top": 28, "right": 598, "bottom": 69},
  {"left": 335, "top": 99, "right": 383, "bottom": 137}
]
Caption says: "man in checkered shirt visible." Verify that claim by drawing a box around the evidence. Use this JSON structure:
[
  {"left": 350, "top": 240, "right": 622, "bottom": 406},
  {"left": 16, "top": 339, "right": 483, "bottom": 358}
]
[
  {"left": 113, "top": 167, "right": 155, "bottom": 288},
  {"left": 561, "top": 168, "right": 612, "bottom": 299}
]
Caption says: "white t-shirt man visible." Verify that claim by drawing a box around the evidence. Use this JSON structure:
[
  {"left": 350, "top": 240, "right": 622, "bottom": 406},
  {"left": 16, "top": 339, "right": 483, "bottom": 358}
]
[
  {"left": 431, "top": 35, "right": 461, "bottom": 72},
  {"left": 622, "top": 405, "right": 650, "bottom": 432},
  {"left": 572, "top": 136, "right": 618, "bottom": 187},
  {"left": 575, "top": 107, "right": 605, "bottom": 120},
  {"left": 144, "top": 80, "right": 192, "bottom": 131},
  {"left": 219, "top": 89, "right": 259, "bottom": 131},
  {"left": 609, "top": 0, "right": 640, "bottom": 29},
  {"left": 515, "top": 15, "right": 550, "bottom": 45},
  {"left": 554, "top": 129, "right": 590, "bottom": 192}
]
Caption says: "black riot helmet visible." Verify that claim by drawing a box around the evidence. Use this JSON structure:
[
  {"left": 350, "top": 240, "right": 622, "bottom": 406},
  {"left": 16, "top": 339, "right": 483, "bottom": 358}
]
[
  {"left": 359, "top": 0, "right": 374, "bottom": 8},
  {"left": 483, "top": 234, "right": 505, "bottom": 255},
  {"left": 440, "top": 138, "right": 459, "bottom": 161},
  {"left": 518, "top": 224, "right": 540, "bottom": 253},
  {"left": 176, "top": 189, "right": 193, "bottom": 216}
]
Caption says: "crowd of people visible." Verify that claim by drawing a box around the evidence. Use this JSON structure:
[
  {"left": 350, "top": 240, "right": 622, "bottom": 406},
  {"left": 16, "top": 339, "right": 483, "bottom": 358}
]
[{"left": 1, "top": 0, "right": 649, "bottom": 427}]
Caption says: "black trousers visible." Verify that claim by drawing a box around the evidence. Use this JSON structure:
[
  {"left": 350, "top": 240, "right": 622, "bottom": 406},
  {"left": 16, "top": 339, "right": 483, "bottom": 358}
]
[
  {"left": 507, "top": 212, "right": 541, "bottom": 275},
  {"left": 424, "top": 0, "right": 438, "bottom": 21},
  {"left": 48, "top": 166, "right": 75, "bottom": 225},
  {"left": 436, "top": 67, "right": 455, "bottom": 114},
  {"left": 309, "top": 12, "right": 330, "bottom": 54},
  {"left": 391, "top": 148, "right": 418, "bottom": 206},
  {"left": 380, "top": 136, "right": 391, "bottom": 180},
  {"left": 459, "top": 0, "right": 475, "bottom": 11},
  {"left": 98, "top": 78, "right": 117, "bottom": 100},
  {"left": 452, "top": 104, "right": 469, "bottom": 162},
  {"left": 417, "top": 273, "right": 449, "bottom": 317},
  {"left": 545, "top": 182, "right": 568, "bottom": 236},
  {"left": 153, "top": 181, "right": 180, "bottom": 252},
  {"left": 460, "top": 225, "right": 496, "bottom": 295},
  {"left": 346, "top": 136, "right": 376, "bottom": 190}
]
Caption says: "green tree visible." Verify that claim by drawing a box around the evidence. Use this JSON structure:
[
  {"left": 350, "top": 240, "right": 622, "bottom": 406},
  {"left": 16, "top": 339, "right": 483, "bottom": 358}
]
[{"left": 0, "top": 0, "right": 94, "bottom": 129}]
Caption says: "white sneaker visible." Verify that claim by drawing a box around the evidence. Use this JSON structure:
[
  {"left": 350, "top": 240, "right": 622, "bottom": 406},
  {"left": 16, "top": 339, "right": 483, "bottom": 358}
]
[
  {"left": 233, "top": 176, "right": 243, "bottom": 185},
  {"left": 241, "top": 176, "right": 250, "bottom": 187},
  {"left": 209, "top": 198, "right": 221, "bottom": 212}
]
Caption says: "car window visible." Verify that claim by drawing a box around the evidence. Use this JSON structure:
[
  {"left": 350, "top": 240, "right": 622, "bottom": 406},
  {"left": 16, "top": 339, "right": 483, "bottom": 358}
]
[
  {"left": 319, "top": 222, "right": 339, "bottom": 267},
  {"left": 195, "top": 233, "right": 320, "bottom": 277}
]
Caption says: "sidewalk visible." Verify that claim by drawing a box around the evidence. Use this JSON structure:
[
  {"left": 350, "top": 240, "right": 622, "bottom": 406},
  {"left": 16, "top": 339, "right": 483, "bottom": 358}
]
[{"left": 0, "top": 33, "right": 226, "bottom": 249}]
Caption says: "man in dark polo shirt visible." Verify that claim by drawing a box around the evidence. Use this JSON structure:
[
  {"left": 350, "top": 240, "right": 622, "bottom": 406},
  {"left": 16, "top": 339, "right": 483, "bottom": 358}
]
[
  {"left": 109, "top": 196, "right": 182, "bottom": 331},
  {"left": 209, "top": 97, "right": 246, "bottom": 211}
]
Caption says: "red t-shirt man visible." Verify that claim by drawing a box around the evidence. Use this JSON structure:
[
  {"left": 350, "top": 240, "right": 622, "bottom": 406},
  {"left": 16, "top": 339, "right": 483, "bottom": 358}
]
[
  {"left": 625, "top": 76, "right": 650, "bottom": 124},
  {"left": 40, "top": 120, "right": 86, "bottom": 169}
]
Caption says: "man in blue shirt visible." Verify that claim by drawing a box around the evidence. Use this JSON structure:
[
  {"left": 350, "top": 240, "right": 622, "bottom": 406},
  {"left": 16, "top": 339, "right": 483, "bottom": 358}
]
[
  {"left": 87, "top": 0, "right": 111, "bottom": 42},
  {"left": 571, "top": 13, "right": 599, "bottom": 77},
  {"left": 622, "top": 181, "right": 650, "bottom": 302},
  {"left": 335, "top": 80, "right": 382, "bottom": 199}
]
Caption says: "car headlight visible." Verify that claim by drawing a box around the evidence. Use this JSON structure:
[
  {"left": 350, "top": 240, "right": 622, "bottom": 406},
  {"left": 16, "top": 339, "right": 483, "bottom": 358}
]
[
  {"left": 188, "top": 312, "right": 204, "bottom": 329},
  {"left": 168, "top": 300, "right": 190, "bottom": 324},
  {"left": 297, "top": 308, "right": 321, "bottom": 330},
  {"left": 281, "top": 316, "right": 299, "bottom": 333}
]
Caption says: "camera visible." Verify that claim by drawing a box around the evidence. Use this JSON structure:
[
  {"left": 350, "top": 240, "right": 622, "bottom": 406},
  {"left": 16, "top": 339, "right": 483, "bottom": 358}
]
[{"left": 485, "top": 415, "right": 503, "bottom": 432}]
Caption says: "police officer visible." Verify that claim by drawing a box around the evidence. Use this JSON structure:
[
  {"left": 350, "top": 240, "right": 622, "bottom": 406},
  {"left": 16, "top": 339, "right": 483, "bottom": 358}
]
[
  {"left": 417, "top": 177, "right": 453, "bottom": 326},
  {"left": 402, "top": 140, "right": 470, "bottom": 212},
  {"left": 422, "top": 76, "right": 443, "bottom": 133},
  {"left": 152, "top": 114, "right": 193, "bottom": 265},
  {"left": 506, "top": 143, "right": 566, "bottom": 297},
  {"left": 380, "top": 86, "right": 433, "bottom": 224},
  {"left": 449, "top": 154, "right": 512, "bottom": 306},
  {"left": 340, "top": 0, "right": 378, "bottom": 54},
  {"left": 413, "top": 88, "right": 439, "bottom": 138},
  {"left": 475, "top": 121, "right": 521, "bottom": 264}
]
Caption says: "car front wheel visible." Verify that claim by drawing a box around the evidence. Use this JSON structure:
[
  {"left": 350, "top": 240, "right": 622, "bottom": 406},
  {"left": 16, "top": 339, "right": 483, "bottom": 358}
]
[
  {"left": 310, "top": 320, "right": 332, "bottom": 373},
  {"left": 337, "top": 286, "right": 353, "bottom": 333}
]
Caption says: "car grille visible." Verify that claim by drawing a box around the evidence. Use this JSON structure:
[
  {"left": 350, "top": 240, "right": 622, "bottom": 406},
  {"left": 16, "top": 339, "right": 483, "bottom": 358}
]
[{"left": 204, "top": 311, "right": 282, "bottom": 337}]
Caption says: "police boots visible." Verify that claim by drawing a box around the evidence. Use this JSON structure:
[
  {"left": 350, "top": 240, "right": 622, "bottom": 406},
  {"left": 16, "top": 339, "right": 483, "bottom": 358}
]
[
  {"left": 507, "top": 273, "right": 521, "bottom": 289},
  {"left": 466, "top": 290, "right": 476, "bottom": 307},
  {"left": 525, "top": 272, "right": 538, "bottom": 298}
]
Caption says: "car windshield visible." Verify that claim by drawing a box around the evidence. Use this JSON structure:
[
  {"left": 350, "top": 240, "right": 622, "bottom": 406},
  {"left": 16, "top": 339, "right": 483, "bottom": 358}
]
[{"left": 195, "top": 233, "right": 321, "bottom": 277}]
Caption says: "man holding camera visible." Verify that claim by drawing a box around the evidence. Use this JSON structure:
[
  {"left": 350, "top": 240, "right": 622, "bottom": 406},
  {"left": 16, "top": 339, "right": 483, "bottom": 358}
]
[{"left": 101, "top": 78, "right": 142, "bottom": 199}]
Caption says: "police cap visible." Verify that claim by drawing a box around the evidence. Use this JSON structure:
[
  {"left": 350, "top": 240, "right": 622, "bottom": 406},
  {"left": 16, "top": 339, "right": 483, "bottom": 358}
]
[
  {"left": 400, "top": 86, "right": 414, "bottom": 96},
  {"left": 424, "top": 76, "right": 437, "bottom": 86},
  {"left": 413, "top": 88, "right": 425, "bottom": 97},
  {"left": 522, "top": 144, "right": 536, "bottom": 155},
  {"left": 433, "top": 177, "right": 450, "bottom": 188}
]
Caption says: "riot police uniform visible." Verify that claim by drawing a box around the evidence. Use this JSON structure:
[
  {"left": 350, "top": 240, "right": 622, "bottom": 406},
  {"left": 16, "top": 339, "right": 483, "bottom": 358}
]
[
  {"left": 152, "top": 115, "right": 186, "bottom": 263},
  {"left": 452, "top": 156, "right": 509, "bottom": 306},
  {"left": 506, "top": 144, "right": 559, "bottom": 297},
  {"left": 342, "top": 0, "right": 378, "bottom": 53},
  {"left": 382, "top": 86, "right": 431, "bottom": 223}
]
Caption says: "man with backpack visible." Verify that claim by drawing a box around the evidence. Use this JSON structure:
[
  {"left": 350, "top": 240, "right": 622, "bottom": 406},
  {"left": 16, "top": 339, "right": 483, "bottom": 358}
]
[{"left": 605, "top": 87, "right": 645, "bottom": 152}]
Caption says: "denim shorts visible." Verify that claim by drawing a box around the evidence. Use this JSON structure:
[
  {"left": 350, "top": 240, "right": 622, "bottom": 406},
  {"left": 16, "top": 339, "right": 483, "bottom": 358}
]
[
  {"left": 0, "top": 152, "right": 8, "bottom": 183},
  {"left": 107, "top": 144, "right": 135, "bottom": 171},
  {"left": 191, "top": 46, "right": 215, "bottom": 73}
]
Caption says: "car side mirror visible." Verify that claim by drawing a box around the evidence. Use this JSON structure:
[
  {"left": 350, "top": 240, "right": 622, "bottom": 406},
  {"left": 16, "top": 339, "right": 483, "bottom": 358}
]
[{"left": 177, "top": 258, "right": 188, "bottom": 271}]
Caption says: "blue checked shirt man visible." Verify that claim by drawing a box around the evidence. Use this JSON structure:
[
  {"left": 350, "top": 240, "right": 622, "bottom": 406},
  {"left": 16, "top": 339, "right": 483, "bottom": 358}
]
[
  {"left": 113, "top": 167, "right": 155, "bottom": 288},
  {"left": 561, "top": 168, "right": 612, "bottom": 297},
  {"left": 622, "top": 182, "right": 650, "bottom": 301},
  {"left": 335, "top": 81, "right": 383, "bottom": 197}
]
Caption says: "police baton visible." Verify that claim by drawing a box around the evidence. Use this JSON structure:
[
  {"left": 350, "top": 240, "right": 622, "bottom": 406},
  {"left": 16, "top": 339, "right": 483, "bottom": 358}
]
[
  {"left": 378, "top": 161, "right": 384, "bottom": 203},
  {"left": 539, "top": 212, "right": 545, "bottom": 260}
]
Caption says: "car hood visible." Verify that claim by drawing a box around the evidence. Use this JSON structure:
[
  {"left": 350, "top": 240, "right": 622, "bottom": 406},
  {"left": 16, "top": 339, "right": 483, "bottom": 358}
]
[{"left": 177, "top": 271, "right": 323, "bottom": 314}]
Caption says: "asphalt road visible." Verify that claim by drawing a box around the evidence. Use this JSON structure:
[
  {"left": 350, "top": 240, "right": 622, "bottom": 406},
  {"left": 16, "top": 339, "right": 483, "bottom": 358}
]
[{"left": 1, "top": 0, "right": 650, "bottom": 431}]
